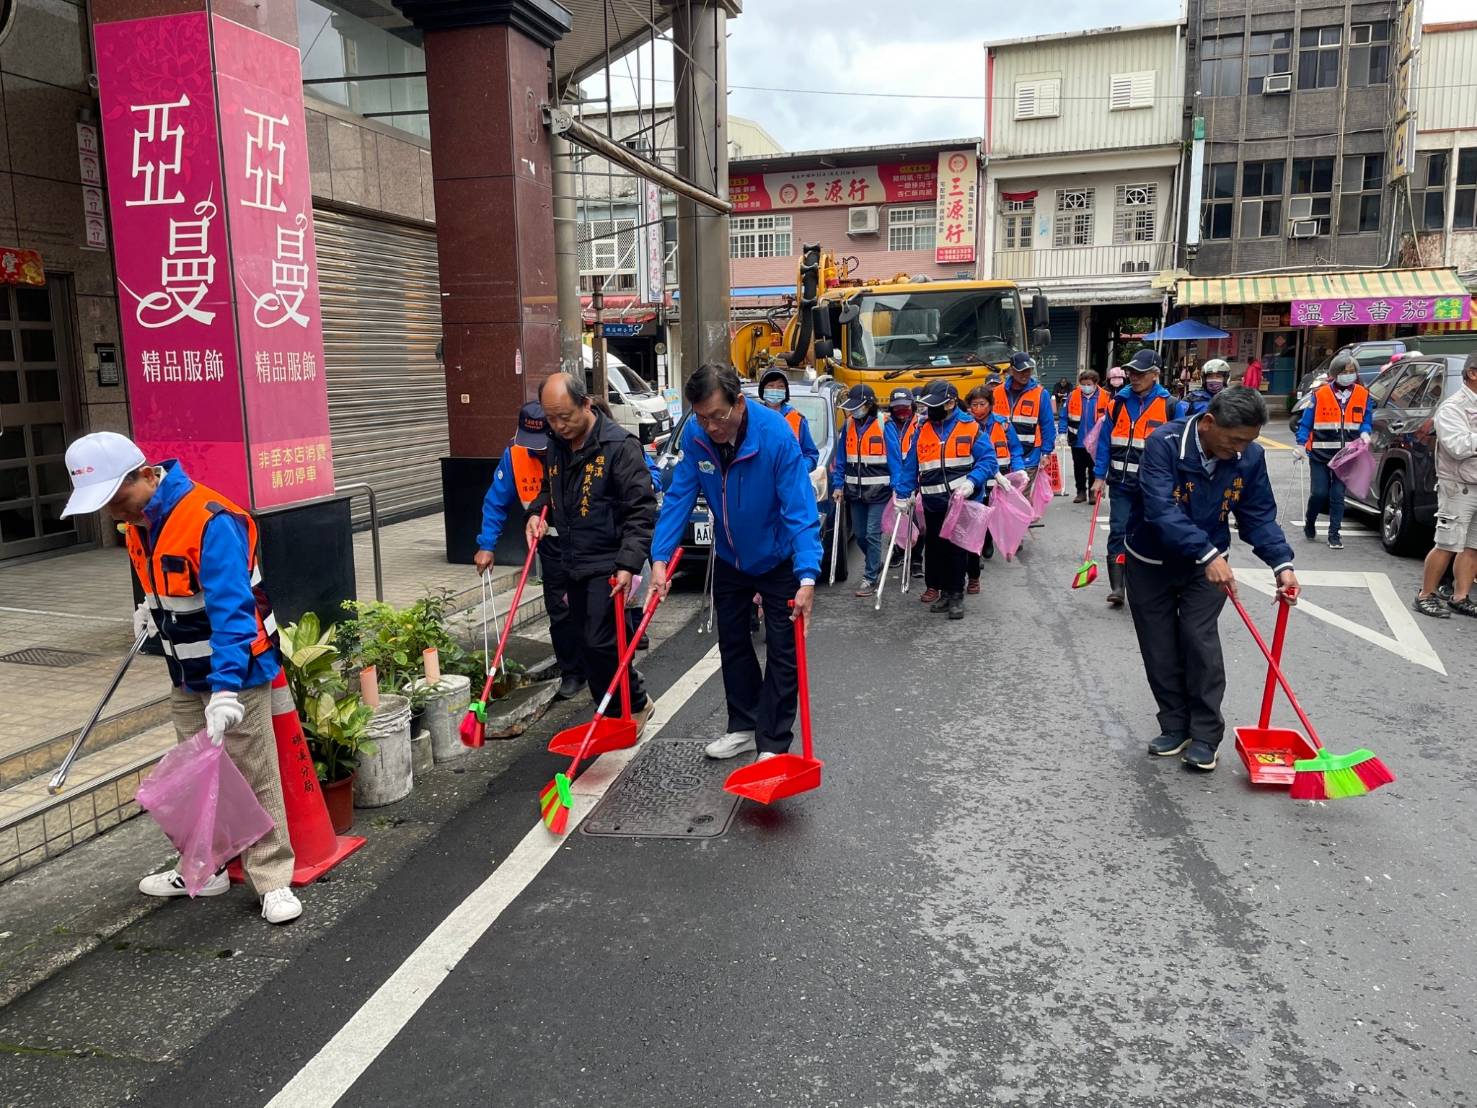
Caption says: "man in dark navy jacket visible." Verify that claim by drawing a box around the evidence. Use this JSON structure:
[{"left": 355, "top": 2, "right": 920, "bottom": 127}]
[{"left": 1126, "top": 387, "right": 1300, "bottom": 772}]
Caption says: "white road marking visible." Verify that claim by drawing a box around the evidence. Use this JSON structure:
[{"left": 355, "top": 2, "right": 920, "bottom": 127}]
[
  {"left": 0, "top": 605, "right": 131, "bottom": 622},
  {"left": 1290, "top": 520, "right": 1378, "bottom": 537},
  {"left": 1233, "top": 568, "right": 1446, "bottom": 675},
  {"left": 264, "top": 645, "right": 723, "bottom": 1108}
]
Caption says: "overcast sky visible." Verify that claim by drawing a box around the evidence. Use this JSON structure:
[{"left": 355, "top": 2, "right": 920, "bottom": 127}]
[{"left": 582, "top": 0, "right": 1470, "bottom": 153}]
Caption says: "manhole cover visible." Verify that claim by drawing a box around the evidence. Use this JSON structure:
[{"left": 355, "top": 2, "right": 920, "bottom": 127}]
[
  {"left": 0, "top": 647, "right": 94, "bottom": 668},
  {"left": 583, "top": 740, "right": 740, "bottom": 839}
]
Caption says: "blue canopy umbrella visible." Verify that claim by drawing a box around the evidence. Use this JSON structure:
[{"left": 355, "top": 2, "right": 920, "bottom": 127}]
[{"left": 1140, "top": 319, "right": 1230, "bottom": 341}]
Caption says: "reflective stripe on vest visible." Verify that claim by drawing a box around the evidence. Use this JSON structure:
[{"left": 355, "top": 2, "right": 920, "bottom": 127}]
[
  {"left": 126, "top": 483, "right": 277, "bottom": 691},
  {"left": 1108, "top": 395, "right": 1169, "bottom": 480},
  {"left": 915, "top": 420, "right": 979, "bottom": 496},
  {"left": 844, "top": 417, "right": 890, "bottom": 488},
  {"left": 509, "top": 445, "right": 545, "bottom": 509},
  {"left": 1309, "top": 384, "right": 1370, "bottom": 456},
  {"left": 994, "top": 383, "right": 1044, "bottom": 449},
  {"left": 784, "top": 408, "right": 803, "bottom": 441}
]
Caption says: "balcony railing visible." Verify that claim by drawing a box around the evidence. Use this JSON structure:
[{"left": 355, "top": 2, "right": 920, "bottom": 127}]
[{"left": 992, "top": 241, "right": 1173, "bottom": 281}]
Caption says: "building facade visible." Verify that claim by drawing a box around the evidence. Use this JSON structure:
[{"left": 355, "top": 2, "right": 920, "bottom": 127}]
[
  {"left": 982, "top": 20, "right": 1188, "bottom": 383},
  {"left": 1403, "top": 19, "right": 1477, "bottom": 279}
]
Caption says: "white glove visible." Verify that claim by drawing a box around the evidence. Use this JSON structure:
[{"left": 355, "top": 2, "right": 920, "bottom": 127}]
[
  {"left": 132, "top": 602, "right": 156, "bottom": 640},
  {"left": 1360, "top": 432, "right": 1372, "bottom": 444},
  {"left": 958, "top": 480, "right": 976, "bottom": 498},
  {"left": 893, "top": 497, "right": 909, "bottom": 512},
  {"left": 204, "top": 691, "right": 245, "bottom": 746}
]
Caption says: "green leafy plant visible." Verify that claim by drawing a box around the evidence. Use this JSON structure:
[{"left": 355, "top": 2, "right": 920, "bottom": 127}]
[{"left": 279, "top": 613, "right": 376, "bottom": 784}]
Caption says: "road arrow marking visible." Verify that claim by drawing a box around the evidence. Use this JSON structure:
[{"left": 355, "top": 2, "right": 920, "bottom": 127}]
[{"left": 1233, "top": 568, "right": 1446, "bottom": 675}]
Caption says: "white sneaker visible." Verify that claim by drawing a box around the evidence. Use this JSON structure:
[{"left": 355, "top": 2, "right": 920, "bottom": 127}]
[
  {"left": 755, "top": 751, "right": 780, "bottom": 763},
  {"left": 138, "top": 868, "right": 229, "bottom": 898},
  {"left": 704, "top": 730, "right": 756, "bottom": 759},
  {"left": 261, "top": 887, "right": 303, "bottom": 925}
]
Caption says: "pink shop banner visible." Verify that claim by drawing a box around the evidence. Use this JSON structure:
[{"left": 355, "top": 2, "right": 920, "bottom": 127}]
[
  {"left": 94, "top": 13, "right": 248, "bottom": 503},
  {"left": 1290, "top": 294, "right": 1471, "bottom": 328}
]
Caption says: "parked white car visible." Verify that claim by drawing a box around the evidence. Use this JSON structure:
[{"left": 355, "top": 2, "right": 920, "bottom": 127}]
[{"left": 581, "top": 345, "right": 672, "bottom": 445}]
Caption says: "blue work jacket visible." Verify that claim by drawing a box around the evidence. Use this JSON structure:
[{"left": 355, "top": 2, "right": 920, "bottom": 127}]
[{"left": 894, "top": 409, "right": 999, "bottom": 511}]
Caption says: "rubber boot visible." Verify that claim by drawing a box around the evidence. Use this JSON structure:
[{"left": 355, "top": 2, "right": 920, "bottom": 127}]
[
  {"left": 947, "top": 592, "right": 965, "bottom": 620},
  {"left": 1106, "top": 560, "right": 1125, "bottom": 608}
]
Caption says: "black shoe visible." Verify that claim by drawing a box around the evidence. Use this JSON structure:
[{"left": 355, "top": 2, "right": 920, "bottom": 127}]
[
  {"left": 1303, "top": 524, "right": 1317, "bottom": 540},
  {"left": 1182, "top": 740, "right": 1219, "bottom": 771},
  {"left": 1327, "top": 536, "right": 1343, "bottom": 550},
  {"left": 982, "top": 535, "right": 994, "bottom": 560},
  {"left": 555, "top": 673, "right": 584, "bottom": 700},
  {"left": 1448, "top": 596, "right": 1477, "bottom": 618},
  {"left": 1148, "top": 732, "right": 1190, "bottom": 757},
  {"left": 1437, "top": 583, "right": 1455, "bottom": 601},
  {"left": 1106, "top": 561, "right": 1126, "bottom": 608},
  {"left": 947, "top": 593, "right": 964, "bottom": 620},
  {"left": 929, "top": 593, "right": 952, "bottom": 613}
]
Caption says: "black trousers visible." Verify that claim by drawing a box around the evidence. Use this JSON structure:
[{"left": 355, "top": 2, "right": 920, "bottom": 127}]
[
  {"left": 1125, "top": 556, "right": 1229, "bottom": 745},
  {"left": 713, "top": 557, "right": 798, "bottom": 754},
  {"left": 1071, "top": 446, "right": 1094, "bottom": 495},
  {"left": 537, "top": 536, "right": 582, "bottom": 679},
  {"left": 923, "top": 505, "right": 967, "bottom": 594},
  {"left": 567, "top": 572, "right": 648, "bottom": 712}
]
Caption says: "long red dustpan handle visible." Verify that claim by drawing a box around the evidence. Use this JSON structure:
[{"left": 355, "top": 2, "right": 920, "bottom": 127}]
[
  {"left": 1255, "top": 594, "right": 1292, "bottom": 730},
  {"left": 564, "top": 547, "right": 684, "bottom": 776},
  {"left": 1082, "top": 487, "right": 1104, "bottom": 562},
  {"left": 612, "top": 577, "right": 631, "bottom": 721},
  {"left": 791, "top": 604, "right": 813, "bottom": 761},
  {"left": 1228, "top": 590, "right": 1323, "bottom": 750},
  {"left": 475, "top": 506, "right": 547, "bottom": 706}
]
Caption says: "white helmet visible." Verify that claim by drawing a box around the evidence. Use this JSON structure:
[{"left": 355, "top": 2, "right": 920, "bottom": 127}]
[{"left": 1201, "top": 358, "right": 1230, "bottom": 378}]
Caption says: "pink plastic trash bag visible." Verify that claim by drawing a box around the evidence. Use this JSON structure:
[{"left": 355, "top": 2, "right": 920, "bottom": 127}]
[
  {"left": 135, "top": 730, "right": 274, "bottom": 897},
  {"left": 1002, "top": 469, "right": 1029, "bottom": 492},
  {"left": 1082, "top": 413, "right": 1107, "bottom": 456},
  {"left": 881, "top": 497, "right": 924, "bottom": 550},
  {"left": 1329, "top": 438, "right": 1375, "bottom": 500},
  {"left": 986, "top": 480, "right": 1034, "bottom": 560},
  {"left": 1029, "top": 466, "right": 1055, "bottom": 521},
  {"left": 941, "top": 494, "right": 991, "bottom": 554}
]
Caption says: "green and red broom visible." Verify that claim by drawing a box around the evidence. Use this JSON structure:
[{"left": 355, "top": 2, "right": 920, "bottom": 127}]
[
  {"left": 1071, "top": 488, "right": 1103, "bottom": 590},
  {"left": 1228, "top": 591, "right": 1394, "bottom": 800},
  {"left": 539, "top": 547, "right": 684, "bottom": 834}
]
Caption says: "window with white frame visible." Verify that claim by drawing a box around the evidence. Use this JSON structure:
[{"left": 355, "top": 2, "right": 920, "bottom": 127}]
[
  {"left": 1113, "top": 183, "right": 1157, "bottom": 243},
  {"left": 1053, "top": 188, "right": 1094, "bottom": 247},
  {"left": 1014, "top": 77, "right": 1061, "bottom": 120},
  {"left": 999, "top": 196, "right": 1034, "bottom": 250},
  {"left": 730, "top": 214, "right": 792, "bottom": 258},
  {"left": 1348, "top": 21, "right": 1391, "bottom": 87},
  {"left": 887, "top": 205, "right": 936, "bottom": 251},
  {"left": 578, "top": 218, "right": 637, "bottom": 274},
  {"left": 1109, "top": 71, "right": 1155, "bottom": 111}
]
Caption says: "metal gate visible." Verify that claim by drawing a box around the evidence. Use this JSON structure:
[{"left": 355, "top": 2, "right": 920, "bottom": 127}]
[
  {"left": 1038, "top": 306, "right": 1082, "bottom": 385},
  {"left": 0, "top": 284, "right": 81, "bottom": 560},
  {"left": 314, "top": 206, "right": 446, "bottom": 524}
]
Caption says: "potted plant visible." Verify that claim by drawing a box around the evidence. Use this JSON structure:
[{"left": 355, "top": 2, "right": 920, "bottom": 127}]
[{"left": 279, "top": 614, "right": 375, "bottom": 833}]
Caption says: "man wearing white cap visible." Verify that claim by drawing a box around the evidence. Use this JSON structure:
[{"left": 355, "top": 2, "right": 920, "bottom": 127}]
[{"left": 61, "top": 433, "right": 300, "bottom": 924}]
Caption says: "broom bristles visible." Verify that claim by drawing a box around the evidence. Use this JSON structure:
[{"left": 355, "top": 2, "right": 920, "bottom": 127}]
[{"left": 1290, "top": 748, "right": 1393, "bottom": 801}]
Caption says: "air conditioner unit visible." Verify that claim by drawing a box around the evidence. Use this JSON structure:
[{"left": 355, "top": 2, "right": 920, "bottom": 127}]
[
  {"left": 1263, "top": 73, "right": 1293, "bottom": 94},
  {"left": 847, "top": 206, "right": 879, "bottom": 235},
  {"left": 1289, "top": 196, "right": 1314, "bottom": 220},
  {"left": 1289, "top": 219, "right": 1320, "bottom": 238}
]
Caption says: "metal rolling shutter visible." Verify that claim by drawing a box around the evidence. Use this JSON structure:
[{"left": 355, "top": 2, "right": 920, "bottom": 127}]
[
  {"left": 1037, "top": 307, "right": 1081, "bottom": 384},
  {"left": 314, "top": 206, "right": 446, "bottom": 524}
]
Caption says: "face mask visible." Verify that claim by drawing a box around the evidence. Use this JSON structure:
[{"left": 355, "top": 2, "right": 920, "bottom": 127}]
[
  {"left": 927, "top": 405, "right": 949, "bottom": 423},
  {"left": 1335, "top": 373, "right": 1357, "bottom": 388},
  {"left": 891, "top": 408, "right": 911, "bottom": 423},
  {"left": 1080, "top": 384, "right": 1095, "bottom": 395},
  {"left": 1205, "top": 378, "right": 1225, "bottom": 394},
  {"left": 762, "top": 388, "right": 786, "bottom": 405}
]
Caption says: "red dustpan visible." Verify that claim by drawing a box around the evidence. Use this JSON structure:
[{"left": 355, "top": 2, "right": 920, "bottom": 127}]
[
  {"left": 1233, "top": 590, "right": 1317, "bottom": 786},
  {"left": 724, "top": 605, "right": 823, "bottom": 804},
  {"left": 547, "top": 578, "right": 638, "bottom": 757}
]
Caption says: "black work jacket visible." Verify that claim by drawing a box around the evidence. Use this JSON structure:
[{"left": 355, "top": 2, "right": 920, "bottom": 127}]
[{"left": 545, "top": 410, "right": 658, "bottom": 579}]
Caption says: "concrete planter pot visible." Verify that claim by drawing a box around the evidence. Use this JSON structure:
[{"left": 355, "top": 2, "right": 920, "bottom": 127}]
[
  {"left": 354, "top": 694, "right": 412, "bottom": 808},
  {"left": 410, "top": 728, "right": 433, "bottom": 778},
  {"left": 412, "top": 674, "right": 472, "bottom": 763}
]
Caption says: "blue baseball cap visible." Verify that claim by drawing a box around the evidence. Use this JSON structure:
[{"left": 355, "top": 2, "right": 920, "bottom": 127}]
[
  {"left": 1127, "top": 349, "right": 1163, "bottom": 373},
  {"left": 1008, "top": 352, "right": 1036, "bottom": 374},
  {"left": 839, "top": 383, "right": 876, "bottom": 412},
  {"left": 887, "top": 387, "right": 913, "bottom": 408},
  {"left": 919, "top": 380, "right": 953, "bottom": 409},
  {"left": 513, "top": 401, "right": 549, "bottom": 450}
]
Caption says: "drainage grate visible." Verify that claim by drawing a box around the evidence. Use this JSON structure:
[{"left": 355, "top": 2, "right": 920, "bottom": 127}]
[
  {"left": 0, "top": 647, "right": 95, "bottom": 668},
  {"left": 582, "top": 740, "right": 740, "bottom": 839}
]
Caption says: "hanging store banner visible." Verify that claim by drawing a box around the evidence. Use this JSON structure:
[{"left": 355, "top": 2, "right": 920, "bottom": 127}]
[
  {"left": 213, "top": 14, "right": 335, "bottom": 508},
  {"left": 730, "top": 159, "right": 939, "bottom": 213},
  {"left": 1290, "top": 294, "right": 1470, "bottom": 327},
  {"left": 934, "top": 149, "right": 978, "bottom": 265},
  {"left": 95, "top": 12, "right": 249, "bottom": 503},
  {"left": 636, "top": 176, "right": 665, "bottom": 305}
]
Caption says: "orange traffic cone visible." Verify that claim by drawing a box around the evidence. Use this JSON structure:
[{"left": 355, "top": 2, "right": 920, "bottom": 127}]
[{"left": 228, "top": 671, "right": 366, "bottom": 887}]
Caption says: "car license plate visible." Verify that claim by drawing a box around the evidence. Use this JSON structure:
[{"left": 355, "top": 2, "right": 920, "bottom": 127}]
[{"left": 693, "top": 521, "right": 713, "bottom": 545}]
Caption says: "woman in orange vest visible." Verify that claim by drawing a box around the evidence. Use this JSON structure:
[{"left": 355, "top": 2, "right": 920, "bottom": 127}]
[
  {"left": 60, "top": 433, "right": 300, "bottom": 925},
  {"left": 759, "top": 368, "right": 819, "bottom": 472},
  {"left": 1293, "top": 350, "right": 1373, "bottom": 550}
]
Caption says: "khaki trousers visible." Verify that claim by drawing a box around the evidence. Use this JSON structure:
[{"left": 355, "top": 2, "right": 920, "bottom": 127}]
[{"left": 168, "top": 683, "right": 295, "bottom": 895}]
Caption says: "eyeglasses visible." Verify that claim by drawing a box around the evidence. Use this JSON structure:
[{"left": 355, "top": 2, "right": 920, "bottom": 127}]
[{"left": 694, "top": 404, "right": 735, "bottom": 429}]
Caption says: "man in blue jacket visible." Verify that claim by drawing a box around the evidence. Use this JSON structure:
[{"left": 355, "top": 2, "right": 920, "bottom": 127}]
[
  {"left": 1093, "top": 348, "right": 1176, "bottom": 608},
  {"left": 650, "top": 363, "right": 822, "bottom": 762},
  {"left": 993, "top": 352, "right": 1057, "bottom": 473},
  {"left": 1127, "top": 387, "right": 1300, "bottom": 771},
  {"left": 895, "top": 380, "right": 997, "bottom": 619}
]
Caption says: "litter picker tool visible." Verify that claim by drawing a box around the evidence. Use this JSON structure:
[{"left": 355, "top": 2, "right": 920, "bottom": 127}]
[
  {"left": 539, "top": 547, "right": 684, "bottom": 834},
  {"left": 48, "top": 629, "right": 149, "bottom": 795},
  {"left": 1228, "top": 590, "right": 1394, "bottom": 800},
  {"left": 545, "top": 578, "right": 636, "bottom": 757},
  {"left": 723, "top": 604, "right": 823, "bottom": 805},
  {"left": 699, "top": 545, "right": 716, "bottom": 634},
  {"left": 827, "top": 498, "right": 842, "bottom": 586},
  {"left": 1071, "top": 488, "right": 1104, "bottom": 589},
  {"left": 875, "top": 495, "right": 912, "bottom": 612},
  {"left": 460, "top": 506, "right": 546, "bottom": 748}
]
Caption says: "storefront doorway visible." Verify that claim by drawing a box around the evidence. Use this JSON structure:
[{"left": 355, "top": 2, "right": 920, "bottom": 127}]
[{"left": 0, "top": 284, "right": 82, "bottom": 560}]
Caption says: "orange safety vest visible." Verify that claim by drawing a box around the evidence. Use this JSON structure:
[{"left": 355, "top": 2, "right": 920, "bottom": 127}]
[
  {"left": 994, "top": 382, "right": 1045, "bottom": 449},
  {"left": 902, "top": 416, "right": 921, "bottom": 455},
  {"left": 1107, "top": 394, "right": 1170, "bottom": 481},
  {"left": 509, "top": 445, "right": 545, "bottom": 509},
  {"left": 988, "top": 419, "right": 1012, "bottom": 465},
  {"left": 842, "top": 417, "right": 890, "bottom": 495},
  {"left": 915, "top": 418, "right": 979, "bottom": 497},
  {"left": 784, "top": 408, "right": 804, "bottom": 441},
  {"left": 1309, "top": 382, "right": 1371, "bottom": 459},
  {"left": 126, "top": 483, "right": 276, "bottom": 692}
]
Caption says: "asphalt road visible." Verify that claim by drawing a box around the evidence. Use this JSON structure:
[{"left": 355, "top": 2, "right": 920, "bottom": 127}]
[{"left": 30, "top": 426, "right": 1477, "bottom": 1107}]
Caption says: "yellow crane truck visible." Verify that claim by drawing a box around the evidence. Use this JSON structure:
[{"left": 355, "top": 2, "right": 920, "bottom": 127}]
[{"left": 730, "top": 243, "right": 1052, "bottom": 398}]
